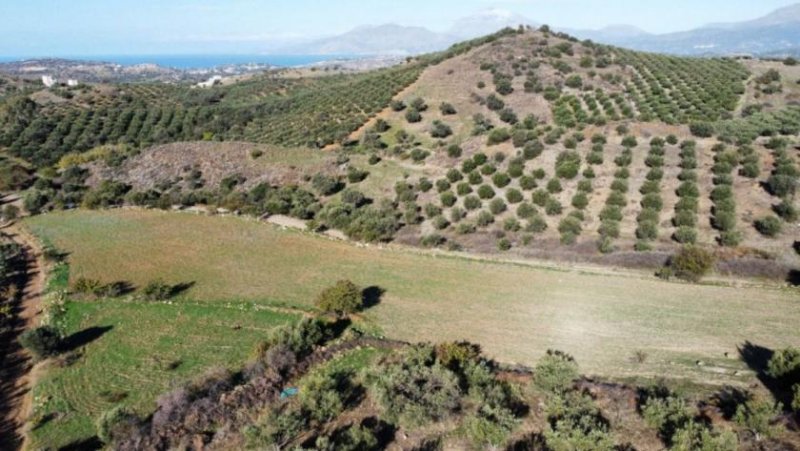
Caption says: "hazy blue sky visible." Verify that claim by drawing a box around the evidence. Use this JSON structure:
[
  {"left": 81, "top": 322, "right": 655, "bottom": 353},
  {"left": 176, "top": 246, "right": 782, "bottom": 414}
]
[{"left": 1, "top": 0, "right": 797, "bottom": 56}]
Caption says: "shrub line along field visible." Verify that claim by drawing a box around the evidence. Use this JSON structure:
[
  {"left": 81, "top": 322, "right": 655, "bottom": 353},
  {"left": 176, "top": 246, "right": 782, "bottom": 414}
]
[{"left": 26, "top": 210, "right": 800, "bottom": 387}]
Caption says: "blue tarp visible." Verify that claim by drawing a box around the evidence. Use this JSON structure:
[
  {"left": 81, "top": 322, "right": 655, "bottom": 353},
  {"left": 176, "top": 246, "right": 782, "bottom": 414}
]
[{"left": 280, "top": 387, "right": 299, "bottom": 399}]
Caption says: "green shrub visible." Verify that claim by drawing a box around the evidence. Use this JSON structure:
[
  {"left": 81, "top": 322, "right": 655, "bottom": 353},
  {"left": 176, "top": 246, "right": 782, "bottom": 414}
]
[
  {"left": 636, "top": 221, "right": 658, "bottom": 241},
  {"left": 532, "top": 189, "right": 549, "bottom": 206},
  {"left": 312, "top": 174, "right": 343, "bottom": 196},
  {"left": 430, "top": 120, "right": 453, "bottom": 138},
  {"left": 435, "top": 179, "right": 451, "bottom": 193},
  {"left": 672, "top": 210, "right": 697, "bottom": 228},
  {"left": 642, "top": 394, "right": 692, "bottom": 444},
  {"left": 372, "top": 346, "right": 462, "bottom": 428},
  {"left": 754, "top": 216, "right": 782, "bottom": 237},
  {"left": 405, "top": 108, "right": 422, "bottom": 123},
  {"left": 19, "top": 326, "right": 61, "bottom": 359},
  {"left": 543, "top": 391, "right": 615, "bottom": 451},
  {"left": 478, "top": 184, "right": 496, "bottom": 200},
  {"left": 673, "top": 227, "right": 697, "bottom": 245},
  {"left": 476, "top": 211, "right": 495, "bottom": 227},
  {"left": 534, "top": 350, "right": 578, "bottom": 394},
  {"left": 689, "top": 121, "right": 714, "bottom": 138},
  {"left": 523, "top": 140, "right": 544, "bottom": 160},
  {"left": 513, "top": 203, "right": 535, "bottom": 222},
  {"left": 417, "top": 178, "right": 433, "bottom": 192},
  {"left": 558, "top": 216, "right": 582, "bottom": 237},
  {"left": 424, "top": 203, "right": 443, "bottom": 218},
  {"left": 421, "top": 233, "right": 447, "bottom": 248},
  {"left": 519, "top": 175, "right": 537, "bottom": 191},
  {"left": 546, "top": 179, "right": 563, "bottom": 194},
  {"left": 440, "top": 102, "right": 457, "bottom": 115},
  {"left": 464, "top": 195, "right": 482, "bottom": 210},
  {"left": 315, "top": 280, "right": 362, "bottom": 316},
  {"left": 719, "top": 230, "right": 742, "bottom": 247},
  {"left": 97, "top": 406, "right": 139, "bottom": 445},
  {"left": 545, "top": 199, "right": 563, "bottom": 216},
  {"left": 555, "top": 151, "right": 581, "bottom": 179},
  {"left": 669, "top": 246, "right": 715, "bottom": 282},
  {"left": 410, "top": 148, "right": 430, "bottom": 163},
  {"left": 526, "top": 216, "right": 548, "bottom": 233},
  {"left": 492, "top": 172, "right": 511, "bottom": 188},
  {"left": 487, "top": 128, "right": 511, "bottom": 145},
  {"left": 571, "top": 193, "right": 588, "bottom": 210},
  {"left": 734, "top": 398, "right": 783, "bottom": 441},
  {"left": 506, "top": 189, "right": 524, "bottom": 204},
  {"left": 641, "top": 194, "right": 663, "bottom": 211},
  {"left": 774, "top": 200, "right": 799, "bottom": 222},
  {"left": 672, "top": 421, "right": 738, "bottom": 451},
  {"left": 142, "top": 280, "right": 173, "bottom": 302},
  {"left": 440, "top": 191, "right": 457, "bottom": 208},
  {"left": 468, "top": 171, "right": 483, "bottom": 185},
  {"left": 599, "top": 206, "right": 622, "bottom": 222},
  {"left": 433, "top": 216, "right": 450, "bottom": 230},
  {"left": 456, "top": 182, "right": 473, "bottom": 196},
  {"left": 489, "top": 198, "right": 507, "bottom": 215},
  {"left": 497, "top": 238, "right": 512, "bottom": 251},
  {"left": 598, "top": 220, "right": 620, "bottom": 239}
]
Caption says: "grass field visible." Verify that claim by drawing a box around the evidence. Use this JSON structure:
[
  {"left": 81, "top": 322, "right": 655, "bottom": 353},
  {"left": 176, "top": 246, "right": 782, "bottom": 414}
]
[
  {"left": 29, "top": 295, "right": 297, "bottom": 449},
  {"left": 26, "top": 210, "right": 800, "bottom": 390}
]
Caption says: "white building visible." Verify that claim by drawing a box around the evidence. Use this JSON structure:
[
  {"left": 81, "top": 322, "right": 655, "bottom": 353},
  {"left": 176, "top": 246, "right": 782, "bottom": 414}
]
[
  {"left": 67, "top": 79, "right": 79, "bottom": 87},
  {"left": 42, "top": 75, "right": 57, "bottom": 87},
  {"left": 197, "top": 75, "right": 223, "bottom": 88}
]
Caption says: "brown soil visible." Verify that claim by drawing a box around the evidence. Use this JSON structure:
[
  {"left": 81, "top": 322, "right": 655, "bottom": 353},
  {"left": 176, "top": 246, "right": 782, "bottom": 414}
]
[{"left": 0, "top": 204, "right": 46, "bottom": 450}]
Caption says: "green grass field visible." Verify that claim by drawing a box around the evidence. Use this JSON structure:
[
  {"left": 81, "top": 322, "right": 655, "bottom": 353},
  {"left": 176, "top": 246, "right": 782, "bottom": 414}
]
[
  {"left": 27, "top": 210, "right": 800, "bottom": 383},
  {"left": 29, "top": 295, "right": 297, "bottom": 449}
]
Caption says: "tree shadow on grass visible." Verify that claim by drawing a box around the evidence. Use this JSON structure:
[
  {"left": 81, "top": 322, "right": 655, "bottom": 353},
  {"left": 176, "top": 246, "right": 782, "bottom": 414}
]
[
  {"left": 737, "top": 341, "right": 795, "bottom": 410},
  {"left": 710, "top": 386, "right": 752, "bottom": 420},
  {"left": 169, "top": 281, "right": 195, "bottom": 298},
  {"left": 361, "top": 286, "right": 385, "bottom": 309},
  {"left": 58, "top": 435, "right": 103, "bottom": 451},
  {"left": 787, "top": 270, "right": 800, "bottom": 287},
  {"left": 61, "top": 326, "right": 113, "bottom": 352}
]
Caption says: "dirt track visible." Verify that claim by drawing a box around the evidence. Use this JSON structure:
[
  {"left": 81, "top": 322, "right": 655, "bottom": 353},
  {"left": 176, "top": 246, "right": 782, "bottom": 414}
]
[{"left": 0, "top": 199, "right": 46, "bottom": 450}]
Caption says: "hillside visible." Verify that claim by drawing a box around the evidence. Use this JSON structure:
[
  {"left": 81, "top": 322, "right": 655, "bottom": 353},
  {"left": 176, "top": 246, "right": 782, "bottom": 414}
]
[
  {"left": 2, "top": 27, "right": 800, "bottom": 451},
  {"left": 3, "top": 27, "right": 799, "bottom": 277}
]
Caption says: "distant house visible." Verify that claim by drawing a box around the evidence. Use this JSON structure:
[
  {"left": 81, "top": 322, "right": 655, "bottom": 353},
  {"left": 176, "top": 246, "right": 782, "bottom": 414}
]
[
  {"left": 42, "top": 75, "right": 57, "bottom": 87},
  {"left": 67, "top": 79, "right": 79, "bottom": 87},
  {"left": 197, "top": 75, "right": 223, "bottom": 88}
]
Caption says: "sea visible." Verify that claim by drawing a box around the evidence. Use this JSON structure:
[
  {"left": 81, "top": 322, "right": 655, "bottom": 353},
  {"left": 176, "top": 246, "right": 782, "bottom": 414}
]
[{"left": 0, "top": 54, "right": 355, "bottom": 69}]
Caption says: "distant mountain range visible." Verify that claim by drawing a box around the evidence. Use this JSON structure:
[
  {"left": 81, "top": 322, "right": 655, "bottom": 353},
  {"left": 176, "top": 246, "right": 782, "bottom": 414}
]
[
  {"left": 587, "top": 3, "right": 800, "bottom": 56},
  {"left": 281, "top": 4, "right": 800, "bottom": 57}
]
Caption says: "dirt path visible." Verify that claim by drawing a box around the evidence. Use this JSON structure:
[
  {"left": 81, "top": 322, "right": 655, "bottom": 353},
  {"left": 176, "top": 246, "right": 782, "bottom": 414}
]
[{"left": 0, "top": 204, "right": 47, "bottom": 450}]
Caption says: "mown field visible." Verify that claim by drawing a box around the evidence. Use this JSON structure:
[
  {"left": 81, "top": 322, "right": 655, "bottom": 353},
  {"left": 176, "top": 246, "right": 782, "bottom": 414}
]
[
  {"left": 29, "top": 279, "right": 297, "bottom": 448},
  {"left": 27, "top": 210, "right": 800, "bottom": 385}
]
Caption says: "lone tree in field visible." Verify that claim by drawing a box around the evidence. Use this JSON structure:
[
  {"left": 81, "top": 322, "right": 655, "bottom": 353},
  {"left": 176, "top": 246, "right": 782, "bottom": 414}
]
[{"left": 315, "top": 280, "right": 363, "bottom": 316}]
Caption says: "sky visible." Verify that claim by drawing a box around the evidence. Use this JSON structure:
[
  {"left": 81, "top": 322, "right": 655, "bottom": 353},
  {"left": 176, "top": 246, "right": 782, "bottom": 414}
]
[{"left": 0, "top": 0, "right": 797, "bottom": 56}]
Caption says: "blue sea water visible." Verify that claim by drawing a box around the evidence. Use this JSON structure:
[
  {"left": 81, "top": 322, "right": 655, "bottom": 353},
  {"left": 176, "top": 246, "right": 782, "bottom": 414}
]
[{"left": 0, "top": 54, "right": 354, "bottom": 69}]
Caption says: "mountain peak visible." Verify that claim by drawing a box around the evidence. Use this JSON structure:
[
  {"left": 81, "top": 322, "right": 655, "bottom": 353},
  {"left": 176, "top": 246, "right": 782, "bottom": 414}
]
[
  {"left": 449, "top": 9, "right": 536, "bottom": 38},
  {"left": 705, "top": 2, "right": 800, "bottom": 29}
]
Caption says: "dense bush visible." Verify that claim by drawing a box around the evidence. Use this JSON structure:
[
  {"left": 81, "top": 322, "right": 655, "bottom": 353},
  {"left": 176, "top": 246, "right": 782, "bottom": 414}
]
[
  {"left": 534, "top": 350, "right": 578, "bottom": 394},
  {"left": 315, "top": 280, "right": 362, "bottom": 316},
  {"left": 754, "top": 216, "right": 782, "bottom": 237},
  {"left": 668, "top": 246, "right": 715, "bottom": 282},
  {"left": 372, "top": 346, "right": 462, "bottom": 427},
  {"left": 555, "top": 151, "right": 581, "bottom": 179},
  {"left": 19, "top": 325, "right": 61, "bottom": 359},
  {"left": 477, "top": 184, "right": 495, "bottom": 200}
]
